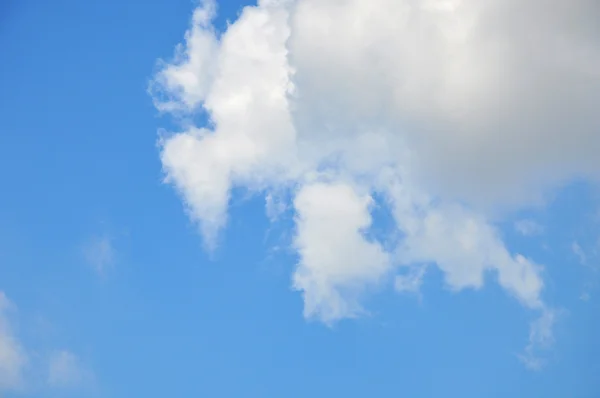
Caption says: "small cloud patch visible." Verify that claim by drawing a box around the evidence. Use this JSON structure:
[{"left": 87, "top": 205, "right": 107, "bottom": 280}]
[{"left": 83, "top": 235, "right": 115, "bottom": 276}]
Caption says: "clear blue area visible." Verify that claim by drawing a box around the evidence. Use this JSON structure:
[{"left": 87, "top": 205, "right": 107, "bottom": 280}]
[{"left": 0, "top": 1, "right": 598, "bottom": 397}]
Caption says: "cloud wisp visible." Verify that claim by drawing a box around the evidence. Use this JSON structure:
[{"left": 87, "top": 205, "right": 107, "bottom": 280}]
[
  {"left": 82, "top": 235, "right": 115, "bottom": 276},
  {"left": 47, "top": 350, "right": 94, "bottom": 389},
  {"left": 0, "top": 292, "right": 27, "bottom": 392},
  {"left": 0, "top": 291, "right": 94, "bottom": 394},
  {"left": 515, "top": 219, "right": 545, "bottom": 237}
]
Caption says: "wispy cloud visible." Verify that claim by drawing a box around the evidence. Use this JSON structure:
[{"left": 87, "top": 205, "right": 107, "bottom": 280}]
[
  {"left": 265, "top": 191, "right": 288, "bottom": 222},
  {"left": 571, "top": 240, "right": 600, "bottom": 301},
  {"left": 47, "top": 350, "right": 94, "bottom": 389},
  {"left": 514, "top": 219, "right": 544, "bottom": 237},
  {"left": 395, "top": 265, "right": 427, "bottom": 298},
  {"left": 572, "top": 241, "right": 587, "bottom": 265},
  {"left": 0, "top": 292, "right": 95, "bottom": 394},
  {"left": 83, "top": 235, "right": 115, "bottom": 276},
  {"left": 518, "top": 308, "right": 560, "bottom": 371},
  {"left": 0, "top": 292, "right": 27, "bottom": 393}
]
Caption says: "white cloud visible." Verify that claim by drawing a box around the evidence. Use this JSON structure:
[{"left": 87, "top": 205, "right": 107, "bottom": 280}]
[
  {"left": 0, "top": 292, "right": 27, "bottom": 392},
  {"left": 580, "top": 291, "right": 591, "bottom": 301},
  {"left": 519, "top": 308, "right": 559, "bottom": 370},
  {"left": 285, "top": 0, "right": 600, "bottom": 211},
  {"left": 47, "top": 350, "right": 93, "bottom": 389},
  {"left": 515, "top": 219, "right": 544, "bottom": 237},
  {"left": 83, "top": 235, "right": 115, "bottom": 276},
  {"left": 150, "top": 0, "right": 599, "bottom": 361},
  {"left": 571, "top": 240, "right": 600, "bottom": 300},
  {"left": 0, "top": 293, "right": 94, "bottom": 393},
  {"left": 292, "top": 182, "right": 390, "bottom": 322},
  {"left": 388, "top": 196, "right": 544, "bottom": 308},
  {"left": 395, "top": 265, "right": 427, "bottom": 296},
  {"left": 149, "top": 0, "right": 218, "bottom": 112},
  {"left": 572, "top": 241, "right": 587, "bottom": 265},
  {"left": 265, "top": 191, "right": 288, "bottom": 222}
]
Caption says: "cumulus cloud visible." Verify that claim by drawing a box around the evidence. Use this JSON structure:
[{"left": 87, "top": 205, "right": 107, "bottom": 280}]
[
  {"left": 0, "top": 292, "right": 27, "bottom": 392},
  {"left": 150, "top": 0, "right": 599, "bottom": 361},
  {"left": 292, "top": 182, "right": 390, "bottom": 322}
]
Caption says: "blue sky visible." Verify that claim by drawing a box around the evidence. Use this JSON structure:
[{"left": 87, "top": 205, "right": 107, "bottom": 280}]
[{"left": 1, "top": 0, "right": 599, "bottom": 397}]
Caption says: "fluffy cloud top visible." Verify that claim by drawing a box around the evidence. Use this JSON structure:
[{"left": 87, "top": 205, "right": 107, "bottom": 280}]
[{"left": 151, "top": 0, "right": 599, "bottom": 362}]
